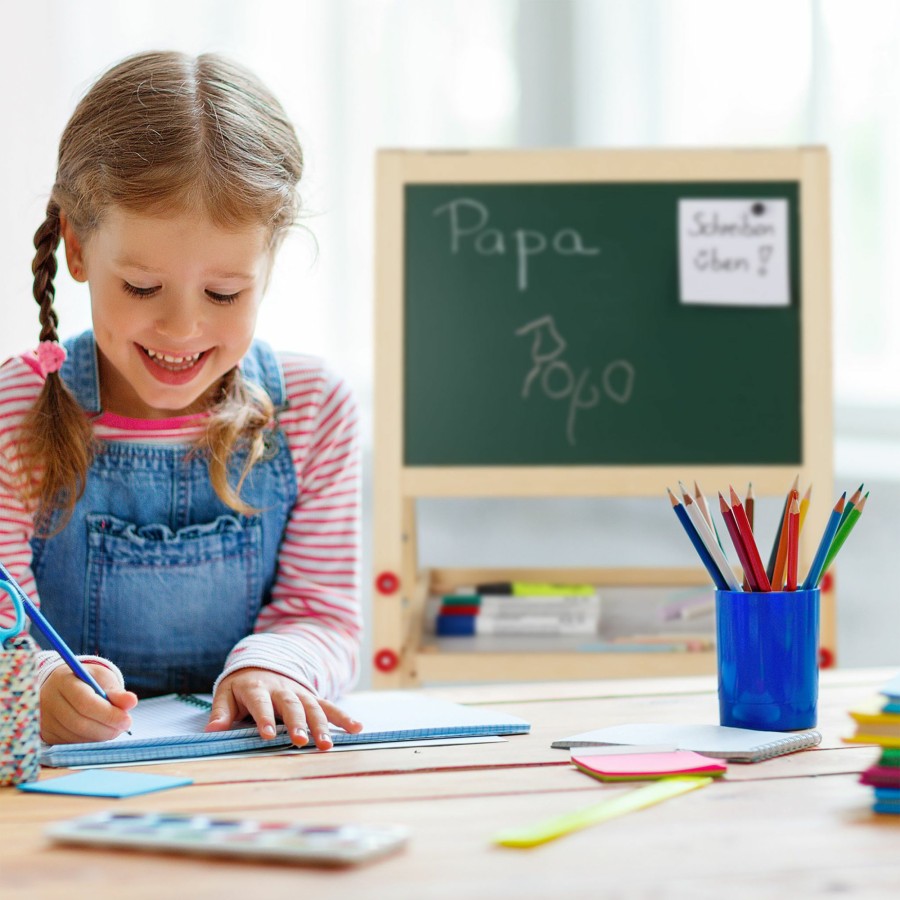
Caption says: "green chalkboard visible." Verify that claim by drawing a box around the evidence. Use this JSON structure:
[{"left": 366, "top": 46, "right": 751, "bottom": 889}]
[{"left": 403, "top": 182, "right": 802, "bottom": 466}]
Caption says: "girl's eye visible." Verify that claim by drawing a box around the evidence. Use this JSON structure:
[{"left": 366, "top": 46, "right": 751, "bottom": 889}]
[
  {"left": 122, "top": 282, "right": 159, "bottom": 298},
  {"left": 206, "top": 290, "right": 240, "bottom": 305}
]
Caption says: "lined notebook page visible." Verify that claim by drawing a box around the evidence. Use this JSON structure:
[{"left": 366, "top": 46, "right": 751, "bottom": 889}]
[{"left": 40, "top": 692, "right": 530, "bottom": 767}]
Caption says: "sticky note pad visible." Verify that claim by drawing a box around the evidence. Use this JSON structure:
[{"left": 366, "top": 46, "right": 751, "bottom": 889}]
[
  {"left": 572, "top": 750, "right": 727, "bottom": 781},
  {"left": 18, "top": 770, "right": 192, "bottom": 798}
]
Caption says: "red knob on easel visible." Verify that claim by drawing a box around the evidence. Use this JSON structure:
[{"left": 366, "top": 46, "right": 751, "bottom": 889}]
[
  {"left": 375, "top": 571, "right": 399, "bottom": 595},
  {"left": 818, "top": 647, "right": 835, "bottom": 669},
  {"left": 374, "top": 648, "right": 399, "bottom": 672}
]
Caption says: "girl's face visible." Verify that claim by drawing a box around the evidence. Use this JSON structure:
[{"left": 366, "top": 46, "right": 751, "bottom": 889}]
[{"left": 63, "top": 208, "right": 272, "bottom": 419}]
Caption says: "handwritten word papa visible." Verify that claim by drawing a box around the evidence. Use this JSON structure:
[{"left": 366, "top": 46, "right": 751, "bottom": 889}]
[{"left": 433, "top": 198, "right": 599, "bottom": 291}]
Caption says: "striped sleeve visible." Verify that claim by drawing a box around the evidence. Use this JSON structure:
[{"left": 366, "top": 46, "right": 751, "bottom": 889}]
[
  {"left": 0, "top": 356, "right": 43, "bottom": 631},
  {"left": 215, "top": 356, "right": 362, "bottom": 700}
]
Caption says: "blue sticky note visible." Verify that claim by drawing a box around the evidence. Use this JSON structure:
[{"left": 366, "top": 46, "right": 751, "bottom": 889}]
[{"left": 17, "top": 770, "right": 192, "bottom": 798}]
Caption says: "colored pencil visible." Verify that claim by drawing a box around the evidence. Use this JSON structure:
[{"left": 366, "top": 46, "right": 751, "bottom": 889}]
[
  {"left": 838, "top": 483, "right": 864, "bottom": 530},
  {"left": 771, "top": 489, "right": 799, "bottom": 591},
  {"left": 786, "top": 496, "right": 800, "bottom": 591},
  {"left": 718, "top": 492, "right": 761, "bottom": 592},
  {"left": 693, "top": 480, "right": 724, "bottom": 552},
  {"left": 817, "top": 491, "right": 867, "bottom": 586},
  {"left": 798, "top": 484, "right": 812, "bottom": 533},
  {"left": 680, "top": 490, "right": 742, "bottom": 592},
  {"left": 729, "top": 486, "right": 771, "bottom": 591},
  {"left": 745, "top": 482, "right": 755, "bottom": 532},
  {"left": 801, "top": 492, "right": 846, "bottom": 590},
  {"left": 667, "top": 489, "right": 730, "bottom": 590},
  {"left": 766, "top": 475, "right": 798, "bottom": 579}
]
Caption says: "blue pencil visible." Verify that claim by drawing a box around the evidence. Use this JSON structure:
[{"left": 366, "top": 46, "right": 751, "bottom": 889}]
[
  {"left": 0, "top": 560, "right": 109, "bottom": 700},
  {"left": 667, "top": 488, "right": 730, "bottom": 590},
  {"left": 801, "top": 492, "right": 846, "bottom": 590}
]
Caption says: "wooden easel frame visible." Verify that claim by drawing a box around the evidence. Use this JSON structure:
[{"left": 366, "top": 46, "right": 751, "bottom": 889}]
[{"left": 372, "top": 147, "right": 833, "bottom": 687}]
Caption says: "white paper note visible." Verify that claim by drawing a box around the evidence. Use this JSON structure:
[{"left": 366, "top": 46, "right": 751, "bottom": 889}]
[{"left": 678, "top": 198, "right": 790, "bottom": 307}]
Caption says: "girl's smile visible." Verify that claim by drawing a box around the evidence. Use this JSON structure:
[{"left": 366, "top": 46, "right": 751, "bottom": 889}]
[
  {"left": 137, "top": 343, "right": 211, "bottom": 385},
  {"left": 61, "top": 207, "right": 271, "bottom": 419}
]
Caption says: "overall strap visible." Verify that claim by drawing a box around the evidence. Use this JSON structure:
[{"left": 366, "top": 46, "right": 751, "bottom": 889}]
[
  {"left": 59, "top": 331, "right": 101, "bottom": 415},
  {"left": 240, "top": 340, "right": 288, "bottom": 411}
]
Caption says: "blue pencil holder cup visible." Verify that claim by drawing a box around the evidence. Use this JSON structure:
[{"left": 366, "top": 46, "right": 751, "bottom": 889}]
[{"left": 715, "top": 588, "right": 820, "bottom": 731}]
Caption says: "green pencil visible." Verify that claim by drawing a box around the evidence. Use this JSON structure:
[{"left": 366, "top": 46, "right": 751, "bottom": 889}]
[{"left": 817, "top": 492, "right": 868, "bottom": 586}]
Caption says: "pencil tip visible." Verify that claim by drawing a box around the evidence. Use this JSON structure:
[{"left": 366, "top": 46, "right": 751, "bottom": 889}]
[
  {"left": 666, "top": 487, "right": 679, "bottom": 506},
  {"left": 729, "top": 486, "right": 740, "bottom": 504}
]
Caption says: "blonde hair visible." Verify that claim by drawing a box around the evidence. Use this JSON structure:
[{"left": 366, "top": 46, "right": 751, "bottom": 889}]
[{"left": 23, "top": 51, "right": 303, "bottom": 527}]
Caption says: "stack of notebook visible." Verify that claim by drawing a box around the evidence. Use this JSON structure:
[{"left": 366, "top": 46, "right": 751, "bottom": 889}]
[{"left": 843, "top": 673, "right": 900, "bottom": 816}]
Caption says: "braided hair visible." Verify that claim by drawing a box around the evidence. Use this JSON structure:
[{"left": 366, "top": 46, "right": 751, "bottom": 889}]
[{"left": 18, "top": 51, "right": 303, "bottom": 527}]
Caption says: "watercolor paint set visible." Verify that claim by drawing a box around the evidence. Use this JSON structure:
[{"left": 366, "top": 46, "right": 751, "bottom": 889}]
[{"left": 46, "top": 811, "right": 409, "bottom": 867}]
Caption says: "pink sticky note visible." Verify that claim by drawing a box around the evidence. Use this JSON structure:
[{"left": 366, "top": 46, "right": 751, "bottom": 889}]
[{"left": 572, "top": 750, "right": 727, "bottom": 781}]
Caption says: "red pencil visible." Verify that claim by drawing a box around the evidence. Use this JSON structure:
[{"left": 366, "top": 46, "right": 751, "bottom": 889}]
[
  {"left": 718, "top": 492, "right": 759, "bottom": 591},
  {"left": 786, "top": 495, "right": 800, "bottom": 591},
  {"left": 729, "top": 486, "right": 772, "bottom": 591}
]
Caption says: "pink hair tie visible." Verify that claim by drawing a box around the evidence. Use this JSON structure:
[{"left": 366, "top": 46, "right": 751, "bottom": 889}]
[{"left": 36, "top": 340, "right": 67, "bottom": 376}]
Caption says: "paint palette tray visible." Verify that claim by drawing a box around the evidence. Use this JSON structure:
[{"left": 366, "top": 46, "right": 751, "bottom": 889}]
[{"left": 46, "top": 811, "right": 409, "bottom": 867}]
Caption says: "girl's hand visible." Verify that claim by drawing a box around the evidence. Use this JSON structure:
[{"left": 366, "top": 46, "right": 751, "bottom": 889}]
[
  {"left": 205, "top": 667, "right": 364, "bottom": 750},
  {"left": 40, "top": 665, "right": 138, "bottom": 744}
]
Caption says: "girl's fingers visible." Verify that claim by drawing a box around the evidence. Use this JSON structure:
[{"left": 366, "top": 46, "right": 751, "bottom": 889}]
[
  {"left": 318, "top": 698, "right": 364, "bottom": 734},
  {"left": 296, "top": 695, "right": 332, "bottom": 750},
  {"left": 272, "top": 691, "right": 310, "bottom": 747},
  {"left": 206, "top": 685, "right": 241, "bottom": 732},
  {"left": 237, "top": 685, "right": 278, "bottom": 739},
  {"left": 48, "top": 685, "right": 130, "bottom": 743}
]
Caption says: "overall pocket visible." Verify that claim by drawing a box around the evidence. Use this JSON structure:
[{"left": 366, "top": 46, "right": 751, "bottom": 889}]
[{"left": 84, "top": 513, "right": 263, "bottom": 696}]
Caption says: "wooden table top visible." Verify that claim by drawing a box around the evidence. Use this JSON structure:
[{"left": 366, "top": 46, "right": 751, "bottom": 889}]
[{"left": 1, "top": 667, "right": 897, "bottom": 899}]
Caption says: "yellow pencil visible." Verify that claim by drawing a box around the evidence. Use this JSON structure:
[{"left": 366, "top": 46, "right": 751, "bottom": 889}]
[{"left": 798, "top": 484, "right": 812, "bottom": 533}]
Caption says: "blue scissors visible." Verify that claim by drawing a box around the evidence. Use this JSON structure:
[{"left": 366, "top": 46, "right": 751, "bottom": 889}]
[{"left": 0, "top": 560, "right": 109, "bottom": 700}]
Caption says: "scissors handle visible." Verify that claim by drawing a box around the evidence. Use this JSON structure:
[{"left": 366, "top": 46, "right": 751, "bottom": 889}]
[{"left": 0, "top": 580, "right": 26, "bottom": 647}]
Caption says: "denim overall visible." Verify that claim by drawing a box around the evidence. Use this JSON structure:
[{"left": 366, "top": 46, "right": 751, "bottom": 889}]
[{"left": 29, "top": 331, "right": 297, "bottom": 697}]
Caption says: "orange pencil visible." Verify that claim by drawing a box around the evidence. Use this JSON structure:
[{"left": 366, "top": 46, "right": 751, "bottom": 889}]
[
  {"left": 786, "top": 496, "right": 800, "bottom": 591},
  {"left": 766, "top": 475, "right": 798, "bottom": 579},
  {"left": 729, "top": 486, "right": 771, "bottom": 591},
  {"left": 771, "top": 488, "right": 799, "bottom": 590}
]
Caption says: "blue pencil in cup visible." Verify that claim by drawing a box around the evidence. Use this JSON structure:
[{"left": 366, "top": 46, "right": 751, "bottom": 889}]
[
  {"left": 0, "top": 561, "right": 109, "bottom": 701},
  {"left": 676, "top": 484, "right": 741, "bottom": 592},
  {"left": 801, "top": 493, "right": 846, "bottom": 590},
  {"left": 666, "top": 488, "right": 732, "bottom": 591},
  {"left": 716, "top": 588, "right": 820, "bottom": 731}
]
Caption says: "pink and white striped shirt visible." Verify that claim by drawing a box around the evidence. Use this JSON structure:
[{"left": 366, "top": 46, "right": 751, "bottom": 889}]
[{"left": 0, "top": 351, "right": 361, "bottom": 700}]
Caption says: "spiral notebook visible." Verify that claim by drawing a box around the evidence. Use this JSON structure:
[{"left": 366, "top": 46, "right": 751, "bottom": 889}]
[
  {"left": 552, "top": 722, "right": 821, "bottom": 762},
  {"left": 40, "top": 691, "right": 530, "bottom": 768}
]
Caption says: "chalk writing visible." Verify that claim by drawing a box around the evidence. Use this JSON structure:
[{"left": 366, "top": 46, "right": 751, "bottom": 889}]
[
  {"left": 515, "top": 315, "right": 635, "bottom": 445},
  {"left": 433, "top": 198, "right": 600, "bottom": 292}
]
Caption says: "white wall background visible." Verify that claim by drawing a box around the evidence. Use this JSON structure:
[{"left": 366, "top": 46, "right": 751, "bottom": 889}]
[{"left": 2, "top": 1, "right": 898, "bottom": 676}]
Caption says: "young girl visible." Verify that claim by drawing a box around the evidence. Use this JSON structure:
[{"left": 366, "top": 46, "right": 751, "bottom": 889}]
[{"left": 0, "top": 50, "right": 363, "bottom": 749}]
